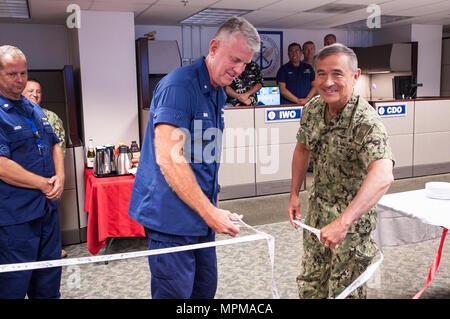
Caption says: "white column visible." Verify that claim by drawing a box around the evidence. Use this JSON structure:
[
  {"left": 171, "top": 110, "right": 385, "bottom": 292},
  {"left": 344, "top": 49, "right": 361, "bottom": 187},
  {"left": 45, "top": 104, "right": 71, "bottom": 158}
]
[
  {"left": 411, "top": 24, "right": 443, "bottom": 97},
  {"left": 76, "top": 10, "right": 139, "bottom": 147}
]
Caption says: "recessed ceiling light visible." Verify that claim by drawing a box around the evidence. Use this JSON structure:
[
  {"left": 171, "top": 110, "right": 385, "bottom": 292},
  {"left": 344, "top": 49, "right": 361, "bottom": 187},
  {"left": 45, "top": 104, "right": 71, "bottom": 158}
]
[
  {"left": 180, "top": 8, "right": 251, "bottom": 26},
  {"left": 0, "top": 0, "right": 29, "bottom": 19}
]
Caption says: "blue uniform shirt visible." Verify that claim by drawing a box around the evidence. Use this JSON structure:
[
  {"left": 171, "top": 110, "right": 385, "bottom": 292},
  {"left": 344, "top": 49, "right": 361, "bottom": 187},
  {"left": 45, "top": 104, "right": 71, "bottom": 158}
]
[
  {"left": 276, "top": 61, "right": 315, "bottom": 104},
  {"left": 0, "top": 93, "right": 60, "bottom": 226},
  {"left": 129, "top": 57, "right": 226, "bottom": 236}
]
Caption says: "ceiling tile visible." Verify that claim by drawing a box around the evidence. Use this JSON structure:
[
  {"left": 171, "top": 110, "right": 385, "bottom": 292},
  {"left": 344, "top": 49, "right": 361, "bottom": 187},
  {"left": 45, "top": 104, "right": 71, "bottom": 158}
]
[
  {"left": 334, "top": 0, "right": 388, "bottom": 5},
  {"left": 135, "top": 3, "right": 203, "bottom": 24},
  {"left": 90, "top": 1, "right": 150, "bottom": 13},
  {"left": 156, "top": 0, "right": 219, "bottom": 6},
  {"left": 262, "top": 0, "right": 335, "bottom": 12},
  {"left": 387, "top": 1, "right": 450, "bottom": 17},
  {"left": 242, "top": 9, "right": 292, "bottom": 25},
  {"left": 379, "top": 0, "right": 446, "bottom": 14},
  {"left": 27, "top": 0, "right": 93, "bottom": 23},
  {"left": 211, "top": 0, "right": 277, "bottom": 10}
]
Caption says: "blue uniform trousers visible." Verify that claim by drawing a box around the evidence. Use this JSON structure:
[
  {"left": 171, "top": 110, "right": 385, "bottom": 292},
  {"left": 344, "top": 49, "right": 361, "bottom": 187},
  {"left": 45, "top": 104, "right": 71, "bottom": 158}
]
[
  {"left": 145, "top": 228, "right": 217, "bottom": 299},
  {"left": 0, "top": 203, "right": 62, "bottom": 299}
]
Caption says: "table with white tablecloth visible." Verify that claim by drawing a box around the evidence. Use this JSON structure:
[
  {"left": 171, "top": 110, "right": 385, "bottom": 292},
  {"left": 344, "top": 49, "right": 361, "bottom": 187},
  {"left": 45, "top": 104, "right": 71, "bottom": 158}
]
[
  {"left": 376, "top": 189, "right": 449, "bottom": 298},
  {"left": 373, "top": 190, "right": 448, "bottom": 247}
]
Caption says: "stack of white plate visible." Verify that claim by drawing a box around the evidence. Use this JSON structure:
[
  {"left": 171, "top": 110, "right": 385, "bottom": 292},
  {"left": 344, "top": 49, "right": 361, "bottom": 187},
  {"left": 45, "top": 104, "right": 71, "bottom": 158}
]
[{"left": 425, "top": 182, "right": 450, "bottom": 200}]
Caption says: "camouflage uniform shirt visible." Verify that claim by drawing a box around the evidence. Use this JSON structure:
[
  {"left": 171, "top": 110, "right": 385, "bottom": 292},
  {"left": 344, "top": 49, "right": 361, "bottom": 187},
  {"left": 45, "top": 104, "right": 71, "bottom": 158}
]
[
  {"left": 42, "top": 108, "right": 66, "bottom": 157},
  {"left": 296, "top": 93, "right": 394, "bottom": 234},
  {"left": 226, "top": 61, "right": 263, "bottom": 106}
]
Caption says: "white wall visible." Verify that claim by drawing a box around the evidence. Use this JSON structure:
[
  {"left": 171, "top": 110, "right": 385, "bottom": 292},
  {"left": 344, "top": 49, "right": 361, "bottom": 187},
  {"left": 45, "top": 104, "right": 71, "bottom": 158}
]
[
  {"left": 411, "top": 24, "right": 442, "bottom": 97},
  {"left": 373, "top": 24, "right": 443, "bottom": 97},
  {"left": 0, "top": 23, "right": 69, "bottom": 69},
  {"left": 76, "top": 11, "right": 139, "bottom": 147},
  {"left": 135, "top": 24, "right": 373, "bottom": 68},
  {"left": 372, "top": 25, "right": 412, "bottom": 46}
]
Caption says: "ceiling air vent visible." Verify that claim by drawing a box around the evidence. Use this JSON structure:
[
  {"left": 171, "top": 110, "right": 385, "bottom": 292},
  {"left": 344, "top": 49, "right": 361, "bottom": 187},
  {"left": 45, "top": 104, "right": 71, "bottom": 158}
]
[
  {"left": 180, "top": 8, "right": 251, "bottom": 26},
  {"left": 0, "top": 0, "right": 29, "bottom": 19},
  {"left": 304, "top": 3, "right": 366, "bottom": 14}
]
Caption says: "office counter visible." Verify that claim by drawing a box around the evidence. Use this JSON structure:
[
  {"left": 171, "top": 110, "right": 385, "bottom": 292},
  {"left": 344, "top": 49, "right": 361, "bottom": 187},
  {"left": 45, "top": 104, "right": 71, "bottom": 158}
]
[
  {"left": 220, "top": 98, "right": 450, "bottom": 199},
  {"left": 219, "top": 104, "right": 304, "bottom": 200},
  {"left": 372, "top": 100, "right": 415, "bottom": 178},
  {"left": 372, "top": 97, "right": 450, "bottom": 178}
]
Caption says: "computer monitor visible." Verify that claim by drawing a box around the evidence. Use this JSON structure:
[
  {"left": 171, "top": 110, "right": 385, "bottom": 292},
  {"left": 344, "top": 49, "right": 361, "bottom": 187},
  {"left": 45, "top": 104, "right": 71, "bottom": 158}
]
[
  {"left": 256, "top": 86, "right": 281, "bottom": 105},
  {"left": 393, "top": 75, "right": 414, "bottom": 99}
]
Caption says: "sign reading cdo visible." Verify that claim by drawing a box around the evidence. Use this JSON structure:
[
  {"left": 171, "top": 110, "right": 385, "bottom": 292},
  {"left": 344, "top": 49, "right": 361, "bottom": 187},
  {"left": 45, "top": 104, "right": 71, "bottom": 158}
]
[
  {"left": 376, "top": 104, "right": 407, "bottom": 117},
  {"left": 265, "top": 107, "right": 303, "bottom": 123}
]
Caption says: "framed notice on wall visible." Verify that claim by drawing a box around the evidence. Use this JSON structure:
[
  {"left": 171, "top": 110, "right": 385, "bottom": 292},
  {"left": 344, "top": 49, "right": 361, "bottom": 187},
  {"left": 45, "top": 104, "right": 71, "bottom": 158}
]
[{"left": 253, "top": 31, "right": 283, "bottom": 81}]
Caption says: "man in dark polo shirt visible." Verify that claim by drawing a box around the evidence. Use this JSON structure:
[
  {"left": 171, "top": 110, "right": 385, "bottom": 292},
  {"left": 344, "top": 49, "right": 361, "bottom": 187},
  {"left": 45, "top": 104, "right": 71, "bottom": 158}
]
[
  {"left": 129, "top": 17, "right": 260, "bottom": 299},
  {"left": 277, "top": 42, "right": 316, "bottom": 105}
]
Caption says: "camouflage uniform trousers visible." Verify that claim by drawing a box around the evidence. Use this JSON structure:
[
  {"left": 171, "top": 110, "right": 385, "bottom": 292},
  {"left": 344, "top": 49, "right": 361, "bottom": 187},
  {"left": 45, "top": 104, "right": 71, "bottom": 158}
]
[{"left": 297, "top": 212, "right": 378, "bottom": 299}]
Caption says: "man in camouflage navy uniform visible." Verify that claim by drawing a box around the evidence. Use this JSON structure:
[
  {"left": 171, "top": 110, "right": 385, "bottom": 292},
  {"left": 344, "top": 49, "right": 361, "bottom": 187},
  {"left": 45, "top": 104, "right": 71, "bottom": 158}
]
[
  {"left": 225, "top": 60, "right": 263, "bottom": 106},
  {"left": 23, "top": 79, "right": 66, "bottom": 155},
  {"left": 23, "top": 79, "right": 67, "bottom": 258},
  {"left": 288, "top": 43, "right": 394, "bottom": 299}
]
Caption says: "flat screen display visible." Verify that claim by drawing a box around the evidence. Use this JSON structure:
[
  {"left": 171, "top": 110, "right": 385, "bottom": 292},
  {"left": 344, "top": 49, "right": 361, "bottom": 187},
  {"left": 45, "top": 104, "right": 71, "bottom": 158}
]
[
  {"left": 257, "top": 86, "right": 280, "bottom": 106},
  {"left": 393, "top": 75, "right": 414, "bottom": 99}
]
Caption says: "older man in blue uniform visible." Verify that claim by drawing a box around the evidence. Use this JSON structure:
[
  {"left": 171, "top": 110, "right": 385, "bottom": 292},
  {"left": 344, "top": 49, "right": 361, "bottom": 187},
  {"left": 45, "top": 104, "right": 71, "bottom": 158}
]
[
  {"left": 129, "top": 17, "right": 260, "bottom": 299},
  {"left": 0, "top": 45, "right": 64, "bottom": 299}
]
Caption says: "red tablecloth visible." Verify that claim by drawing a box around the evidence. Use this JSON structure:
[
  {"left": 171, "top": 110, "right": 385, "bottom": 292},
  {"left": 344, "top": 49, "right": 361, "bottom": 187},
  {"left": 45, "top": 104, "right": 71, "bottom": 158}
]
[{"left": 84, "top": 168, "right": 145, "bottom": 255}]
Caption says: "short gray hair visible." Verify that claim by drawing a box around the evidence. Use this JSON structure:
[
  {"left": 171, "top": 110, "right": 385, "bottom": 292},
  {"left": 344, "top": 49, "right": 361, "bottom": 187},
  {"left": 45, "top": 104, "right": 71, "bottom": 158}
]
[
  {"left": 316, "top": 43, "right": 358, "bottom": 74},
  {"left": 0, "top": 45, "right": 26, "bottom": 69},
  {"left": 214, "top": 16, "right": 260, "bottom": 53}
]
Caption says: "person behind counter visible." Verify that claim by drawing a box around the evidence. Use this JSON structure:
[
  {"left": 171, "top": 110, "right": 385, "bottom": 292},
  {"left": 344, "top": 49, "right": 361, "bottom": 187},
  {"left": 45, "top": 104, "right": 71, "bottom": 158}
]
[
  {"left": 23, "top": 79, "right": 66, "bottom": 156},
  {"left": 23, "top": 78, "right": 68, "bottom": 259},
  {"left": 0, "top": 45, "right": 64, "bottom": 299},
  {"left": 128, "top": 16, "right": 260, "bottom": 299},
  {"left": 302, "top": 41, "right": 316, "bottom": 68},
  {"left": 225, "top": 60, "right": 263, "bottom": 106},
  {"left": 276, "top": 42, "right": 316, "bottom": 105},
  {"left": 324, "top": 33, "right": 337, "bottom": 46},
  {"left": 288, "top": 43, "right": 394, "bottom": 299}
]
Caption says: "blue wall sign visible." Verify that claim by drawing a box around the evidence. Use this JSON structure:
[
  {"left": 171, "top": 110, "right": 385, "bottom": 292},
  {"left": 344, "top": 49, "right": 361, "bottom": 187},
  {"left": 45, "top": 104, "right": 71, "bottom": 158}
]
[
  {"left": 265, "top": 107, "right": 302, "bottom": 123},
  {"left": 376, "top": 104, "right": 407, "bottom": 117}
]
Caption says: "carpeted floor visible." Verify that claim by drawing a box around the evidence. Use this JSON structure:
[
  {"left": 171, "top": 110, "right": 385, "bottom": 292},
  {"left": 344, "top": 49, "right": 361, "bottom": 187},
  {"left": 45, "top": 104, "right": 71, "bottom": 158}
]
[
  {"left": 59, "top": 220, "right": 449, "bottom": 299},
  {"left": 57, "top": 173, "right": 450, "bottom": 299}
]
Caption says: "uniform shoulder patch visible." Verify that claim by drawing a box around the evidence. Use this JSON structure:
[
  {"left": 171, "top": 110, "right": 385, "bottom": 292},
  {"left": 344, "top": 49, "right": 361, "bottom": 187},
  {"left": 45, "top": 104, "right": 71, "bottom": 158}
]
[{"left": 354, "top": 123, "right": 373, "bottom": 145}]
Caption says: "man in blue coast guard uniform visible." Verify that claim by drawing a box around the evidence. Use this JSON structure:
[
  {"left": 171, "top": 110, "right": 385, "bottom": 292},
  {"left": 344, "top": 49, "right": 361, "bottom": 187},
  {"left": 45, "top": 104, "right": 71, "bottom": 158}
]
[
  {"left": 0, "top": 45, "right": 65, "bottom": 298},
  {"left": 129, "top": 17, "right": 260, "bottom": 299}
]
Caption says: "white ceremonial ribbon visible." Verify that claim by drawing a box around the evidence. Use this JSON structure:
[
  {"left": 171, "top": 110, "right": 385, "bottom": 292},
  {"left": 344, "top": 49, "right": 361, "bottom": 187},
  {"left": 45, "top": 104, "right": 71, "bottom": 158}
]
[
  {"left": 0, "top": 215, "right": 279, "bottom": 299},
  {"left": 335, "top": 251, "right": 383, "bottom": 299},
  {"left": 293, "top": 220, "right": 321, "bottom": 240},
  {"left": 233, "top": 214, "right": 280, "bottom": 299},
  {"left": 293, "top": 220, "right": 383, "bottom": 299}
]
